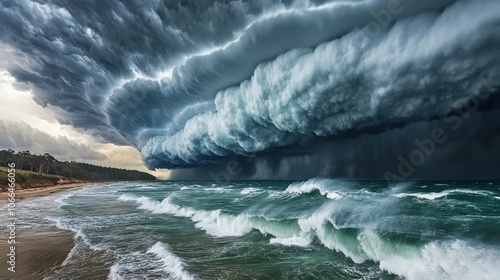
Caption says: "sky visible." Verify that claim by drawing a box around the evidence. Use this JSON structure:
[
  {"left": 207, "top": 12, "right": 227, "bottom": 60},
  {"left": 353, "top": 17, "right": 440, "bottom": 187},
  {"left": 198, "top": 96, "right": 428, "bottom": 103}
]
[
  {"left": 0, "top": 0, "right": 499, "bottom": 180},
  {"left": 0, "top": 68, "right": 171, "bottom": 179}
]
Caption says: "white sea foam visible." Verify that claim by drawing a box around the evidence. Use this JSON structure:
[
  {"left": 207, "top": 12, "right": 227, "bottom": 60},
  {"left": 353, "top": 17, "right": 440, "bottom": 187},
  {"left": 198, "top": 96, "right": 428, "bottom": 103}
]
[
  {"left": 270, "top": 236, "right": 311, "bottom": 247},
  {"left": 61, "top": 243, "right": 80, "bottom": 267},
  {"left": 117, "top": 189, "right": 500, "bottom": 280},
  {"left": 285, "top": 179, "right": 344, "bottom": 200},
  {"left": 300, "top": 217, "right": 500, "bottom": 280},
  {"left": 358, "top": 230, "right": 500, "bottom": 280},
  {"left": 180, "top": 184, "right": 205, "bottom": 190},
  {"left": 45, "top": 215, "right": 109, "bottom": 253},
  {"left": 240, "top": 187, "right": 261, "bottom": 195},
  {"left": 147, "top": 242, "right": 195, "bottom": 280},
  {"left": 266, "top": 190, "right": 286, "bottom": 199},
  {"left": 203, "top": 187, "right": 230, "bottom": 192},
  {"left": 108, "top": 264, "right": 126, "bottom": 280},
  {"left": 118, "top": 194, "right": 252, "bottom": 237},
  {"left": 118, "top": 193, "right": 140, "bottom": 201},
  {"left": 297, "top": 203, "right": 367, "bottom": 263},
  {"left": 46, "top": 216, "right": 77, "bottom": 236},
  {"left": 394, "top": 192, "right": 447, "bottom": 200},
  {"left": 108, "top": 242, "right": 194, "bottom": 280},
  {"left": 191, "top": 210, "right": 252, "bottom": 237},
  {"left": 45, "top": 215, "right": 109, "bottom": 269},
  {"left": 296, "top": 220, "right": 500, "bottom": 280},
  {"left": 46, "top": 217, "right": 81, "bottom": 267},
  {"left": 54, "top": 193, "right": 74, "bottom": 208},
  {"left": 394, "top": 189, "right": 493, "bottom": 200},
  {"left": 118, "top": 194, "right": 308, "bottom": 239}
]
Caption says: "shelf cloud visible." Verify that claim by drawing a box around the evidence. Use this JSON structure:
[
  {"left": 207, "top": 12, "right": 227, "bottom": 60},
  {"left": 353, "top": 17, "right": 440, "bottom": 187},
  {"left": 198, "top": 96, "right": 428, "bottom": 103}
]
[{"left": 1, "top": 0, "right": 499, "bottom": 178}]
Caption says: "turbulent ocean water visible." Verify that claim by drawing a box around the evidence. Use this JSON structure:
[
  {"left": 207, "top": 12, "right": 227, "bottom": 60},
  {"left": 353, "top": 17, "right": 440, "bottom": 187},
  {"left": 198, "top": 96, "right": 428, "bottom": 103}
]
[{"left": 11, "top": 179, "right": 500, "bottom": 279}]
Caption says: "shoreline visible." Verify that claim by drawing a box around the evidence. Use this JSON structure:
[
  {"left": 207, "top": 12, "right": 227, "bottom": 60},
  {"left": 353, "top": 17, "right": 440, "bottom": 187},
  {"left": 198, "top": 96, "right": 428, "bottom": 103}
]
[
  {"left": 0, "top": 182, "right": 103, "bottom": 202},
  {"left": 0, "top": 226, "right": 75, "bottom": 280},
  {"left": 0, "top": 181, "right": 115, "bottom": 278},
  {"left": 0, "top": 183, "right": 89, "bottom": 279}
]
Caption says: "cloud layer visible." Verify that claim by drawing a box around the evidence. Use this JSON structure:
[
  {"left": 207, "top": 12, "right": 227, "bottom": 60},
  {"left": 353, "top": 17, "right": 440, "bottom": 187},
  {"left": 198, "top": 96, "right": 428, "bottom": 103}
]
[
  {"left": 0, "top": 120, "right": 107, "bottom": 161},
  {"left": 1, "top": 0, "right": 499, "bottom": 173}
]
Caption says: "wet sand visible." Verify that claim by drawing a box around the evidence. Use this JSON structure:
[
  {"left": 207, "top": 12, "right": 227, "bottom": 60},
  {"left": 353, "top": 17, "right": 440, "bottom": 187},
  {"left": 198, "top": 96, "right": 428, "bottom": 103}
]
[
  {"left": 0, "top": 182, "right": 101, "bottom": 202},
  {"left": 0, "top": 182, "right": 104, "bottom": 279},
  {"left": 0, "top": 226, "right": 74, "bottom": 280}
]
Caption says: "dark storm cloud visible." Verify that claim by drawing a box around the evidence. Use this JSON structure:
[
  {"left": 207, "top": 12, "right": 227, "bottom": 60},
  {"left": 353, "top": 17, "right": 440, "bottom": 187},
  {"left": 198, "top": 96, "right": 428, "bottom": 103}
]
[
  {"left": 0, "top": 0, "right": 273, "bottom": 143},
  {"left": 169, "top": 107, "right": 500, "bottom": 181},
  {"left": 141, "top": 0, "right": 500, "bottom": 169},
  {"left": 1, "top": 0, "right": 499, "bottom": 178}
]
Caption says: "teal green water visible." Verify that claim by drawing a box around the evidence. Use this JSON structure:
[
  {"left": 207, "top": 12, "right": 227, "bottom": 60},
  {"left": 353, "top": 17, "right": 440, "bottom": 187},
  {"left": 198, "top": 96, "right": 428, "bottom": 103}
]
[{"left": 10, "top": 179, "right": 500, "bottom": 279}]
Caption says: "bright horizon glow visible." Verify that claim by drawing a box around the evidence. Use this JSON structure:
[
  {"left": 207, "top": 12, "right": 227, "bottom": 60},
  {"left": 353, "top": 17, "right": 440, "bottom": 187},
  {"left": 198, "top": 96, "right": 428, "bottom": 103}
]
[{"left": 0, "top": 70, "right": 171, "bottom": 180}]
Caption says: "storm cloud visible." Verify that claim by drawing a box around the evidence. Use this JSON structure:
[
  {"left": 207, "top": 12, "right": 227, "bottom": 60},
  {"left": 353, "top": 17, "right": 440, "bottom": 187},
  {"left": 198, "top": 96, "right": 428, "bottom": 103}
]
[{"left": 1, "top": 0, "right": 499, "bottom": 179}]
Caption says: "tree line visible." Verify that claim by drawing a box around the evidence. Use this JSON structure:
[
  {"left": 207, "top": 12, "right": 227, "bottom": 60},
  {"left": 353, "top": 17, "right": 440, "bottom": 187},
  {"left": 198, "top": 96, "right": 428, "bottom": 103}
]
[{"left": 0, "top": 149, "right": 156, "bottom": 181}]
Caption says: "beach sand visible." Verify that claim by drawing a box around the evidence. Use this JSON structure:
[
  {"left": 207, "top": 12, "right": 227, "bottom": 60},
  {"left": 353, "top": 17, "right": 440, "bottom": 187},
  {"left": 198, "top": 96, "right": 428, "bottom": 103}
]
[
  {"left": 0, "top": 182, "right": 100, "bottom": 202},
  {"left": 0, "top": 226, "right": 74, "bottom": 280},
  {"left": 0, "top": 183, "right": 105, "bottom": 279}
]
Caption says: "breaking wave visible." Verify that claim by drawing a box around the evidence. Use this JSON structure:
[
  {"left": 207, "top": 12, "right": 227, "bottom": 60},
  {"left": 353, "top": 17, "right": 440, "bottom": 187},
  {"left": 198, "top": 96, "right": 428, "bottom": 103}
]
[
  {"left": 117, "top": 179, "right": 500, "bottom": 280},
  {"left": 394, "top": 189, "right": 494, "bottom": 200},
  {"left": 284, "top": 178, "right": 352, "bottom": 199},
  {"left": 108, "top": 242, "right": 194, "bottom": 280}
]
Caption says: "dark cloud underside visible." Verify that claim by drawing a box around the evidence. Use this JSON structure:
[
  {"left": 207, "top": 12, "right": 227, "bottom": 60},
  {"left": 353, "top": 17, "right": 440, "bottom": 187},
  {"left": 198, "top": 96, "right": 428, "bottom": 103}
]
[{"left": 1, "top": 0, "right": 499, "bottom": 179}]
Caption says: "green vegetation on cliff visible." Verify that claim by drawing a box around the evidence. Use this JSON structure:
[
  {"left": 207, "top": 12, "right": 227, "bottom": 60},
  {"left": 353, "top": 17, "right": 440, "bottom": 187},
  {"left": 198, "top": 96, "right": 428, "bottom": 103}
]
[
  {"left": 0, "top": 149, "right": 156, "bottom": 190},
  {"left": 0, "top": 166, "right": 65, "bottom": 190}
]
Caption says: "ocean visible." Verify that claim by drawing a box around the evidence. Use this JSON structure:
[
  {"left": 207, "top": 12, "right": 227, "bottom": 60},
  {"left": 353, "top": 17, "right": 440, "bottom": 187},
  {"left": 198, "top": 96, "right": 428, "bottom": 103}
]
[{"left": 10, "top": 179, "right": 500, "bottom": 279}]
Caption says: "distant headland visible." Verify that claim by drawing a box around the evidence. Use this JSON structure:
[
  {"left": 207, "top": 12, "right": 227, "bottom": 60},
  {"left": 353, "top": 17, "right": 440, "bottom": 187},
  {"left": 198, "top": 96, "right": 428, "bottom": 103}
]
[{"left": 0, "top": 149, "right": 156, "bottom": 191}]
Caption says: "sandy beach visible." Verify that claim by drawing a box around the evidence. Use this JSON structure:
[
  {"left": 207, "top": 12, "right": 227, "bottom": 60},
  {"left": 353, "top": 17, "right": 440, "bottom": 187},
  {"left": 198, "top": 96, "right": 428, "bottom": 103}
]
[
  {"left": 0, "top": 182, "right": 101, "bottom": 202},
  {"left": 0, "top": 226, "right": 75, "bottom": 280},
  {"left": 0, "top": 182, "right": 104, "bottom": 279}
]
